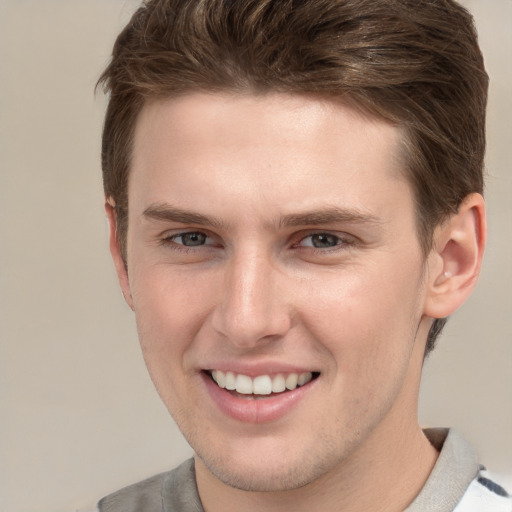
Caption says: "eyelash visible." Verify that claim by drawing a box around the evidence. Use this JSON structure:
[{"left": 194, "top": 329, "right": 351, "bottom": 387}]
[
  {"left": 160, "top": 231, "right": 216, "bottom": 252},
  {"left": 160, "top": 230, "right": 356, "bottom": 254},
  {"left": 293, "top": 232, "right": 355, "bottom": 251}
]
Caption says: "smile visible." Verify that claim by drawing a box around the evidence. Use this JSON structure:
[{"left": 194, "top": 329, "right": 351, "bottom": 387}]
[
  {"left": 202, "top": 369, "right": 320, "bottom": 422},
  {"left": 208, "top": 370, "right": 318, "bottom": 396}
]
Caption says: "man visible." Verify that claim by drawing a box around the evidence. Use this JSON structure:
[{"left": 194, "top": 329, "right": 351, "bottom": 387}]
[{"left": 96, "top": 0, "right": 511, "bottom": 510}]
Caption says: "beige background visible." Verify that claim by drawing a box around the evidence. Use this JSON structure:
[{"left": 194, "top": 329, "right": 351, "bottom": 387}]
[{"left": 0, "top": 1, "right": 510, "bottom": 511}]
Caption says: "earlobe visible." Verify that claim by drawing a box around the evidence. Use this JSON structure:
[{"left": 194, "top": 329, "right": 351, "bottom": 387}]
[
  {"left": 424, "top": 193, "right": 486, "bottom": 319},
  {"left": 105, "top": 199, "right": 135, "bottom": 311}
]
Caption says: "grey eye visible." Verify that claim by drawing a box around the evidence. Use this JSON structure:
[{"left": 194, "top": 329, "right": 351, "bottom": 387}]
[
  {"left": 175, "top": 232, "right": 208, "bottom": 246},
  {"left": 308, "top": 233, "right": 340, "bottom": 248}
]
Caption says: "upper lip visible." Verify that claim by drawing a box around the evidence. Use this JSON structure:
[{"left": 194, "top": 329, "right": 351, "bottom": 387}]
[{"left": 200, "top": 361, "right": 319, "bottom": 378}]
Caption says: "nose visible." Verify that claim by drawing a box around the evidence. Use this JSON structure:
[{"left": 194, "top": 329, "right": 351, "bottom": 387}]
[{"left": 210, "top": 251, "right": 292, "bottom": 348}]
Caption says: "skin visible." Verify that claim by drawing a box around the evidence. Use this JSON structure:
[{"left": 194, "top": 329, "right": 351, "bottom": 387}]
[{"left": 107, "top": 92, "right": 485, "bottom": 512}]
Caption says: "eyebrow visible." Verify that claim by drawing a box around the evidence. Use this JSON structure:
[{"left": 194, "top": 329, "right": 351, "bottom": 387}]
[
  {"left": 278, "top": 207, "right": 381, "bottom": 228},
  {"left": 142, "top": 203, "right": 381, "bottom": 230},
  {"left": 143, "top": 203, "right": 229, "bottom": 229}
]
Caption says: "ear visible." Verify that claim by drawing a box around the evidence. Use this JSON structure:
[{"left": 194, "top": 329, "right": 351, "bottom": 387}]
[
  {"left": 105, "top": 199, "right": 134, "bottom": 310},
  {"left": 423, "top": 193, "right": 486, "bottom": 319}
]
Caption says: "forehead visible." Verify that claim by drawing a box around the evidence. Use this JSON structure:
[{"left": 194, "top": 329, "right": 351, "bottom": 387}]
[
  {"left": 133, "top": 92, "right": 402, "bottom": 163},
  {"left": 129, "top": 92, "right": 411, "bottom": 221}
]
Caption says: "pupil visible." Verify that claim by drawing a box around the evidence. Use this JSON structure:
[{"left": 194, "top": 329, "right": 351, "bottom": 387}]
[{"left": 312, "top": 233, "right": 338, "bottom": 248}]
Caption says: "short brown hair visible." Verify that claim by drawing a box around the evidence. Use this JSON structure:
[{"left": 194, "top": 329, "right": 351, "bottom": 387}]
[{"left": 98, "top": 0, "right": 488, "bottom": 354}]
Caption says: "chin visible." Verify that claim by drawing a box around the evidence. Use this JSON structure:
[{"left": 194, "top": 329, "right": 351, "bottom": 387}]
[{"left": 195, "top": 441, "right": 343, "bottom": 492}]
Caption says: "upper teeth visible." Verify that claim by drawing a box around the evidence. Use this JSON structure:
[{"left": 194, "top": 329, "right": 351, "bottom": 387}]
[{"left": 210, "top": 370, "right": 313, "bottom": 395}]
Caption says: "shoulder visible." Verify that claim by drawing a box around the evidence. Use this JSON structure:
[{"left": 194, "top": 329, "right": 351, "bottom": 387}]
[
  {"left": 407, "top": 429, "right": 511, "bottom": 512},
  {"left": 97, "top": 459, "right": 201, "bottom": 512},
  {"left": 454, "top": 468, "right": 512, "bottom": 512},
  {"left": 97, "top": 471, "right": 168, "bottom": 512}
]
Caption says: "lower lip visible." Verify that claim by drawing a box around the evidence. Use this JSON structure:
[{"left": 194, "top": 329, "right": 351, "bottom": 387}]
[{"left": 201, "top": 372, "right": 316, "bottom": 423}]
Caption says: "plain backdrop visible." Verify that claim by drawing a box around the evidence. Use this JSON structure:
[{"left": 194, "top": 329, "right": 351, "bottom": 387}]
[{"left": 0, "top": 1, "right": 510, "bottom": 511}]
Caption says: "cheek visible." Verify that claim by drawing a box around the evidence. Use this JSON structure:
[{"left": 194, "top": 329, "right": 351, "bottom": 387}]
[
  {"left": 128, "top": 268, "right": 215, "bottom": 411},
  {"left": 299, "top": 264, "right": 425, "bottom": 374},
  {"left": 129, "top": 266, "right": 215, "bottom": 362}
]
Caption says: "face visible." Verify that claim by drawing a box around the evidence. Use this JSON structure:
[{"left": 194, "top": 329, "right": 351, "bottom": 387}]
[{"left": 116, "top": 93, "right": 436, "bottom": 492}]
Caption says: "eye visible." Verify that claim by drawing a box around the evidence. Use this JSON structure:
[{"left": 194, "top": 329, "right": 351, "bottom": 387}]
[
  {"left": 166, "top": 231, "right": 211, "bottom": 247},
  {"left": 298, "top": 233, "right": 344, "bottom": 249}
]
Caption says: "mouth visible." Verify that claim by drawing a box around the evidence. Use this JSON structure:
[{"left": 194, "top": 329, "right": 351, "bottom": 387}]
[{"left": 205, "top": 370, "right": 320, "bottom": 399}]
